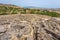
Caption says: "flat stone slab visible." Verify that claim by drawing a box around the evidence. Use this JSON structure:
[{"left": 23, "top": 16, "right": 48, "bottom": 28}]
[{"left": 0, "top": 14, "right": 60, "bottom": 40}]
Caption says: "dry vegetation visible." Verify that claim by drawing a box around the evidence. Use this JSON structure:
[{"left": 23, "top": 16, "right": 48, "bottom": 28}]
[{"left": 0, "top": 4, "right": 60, "bottom": 17}]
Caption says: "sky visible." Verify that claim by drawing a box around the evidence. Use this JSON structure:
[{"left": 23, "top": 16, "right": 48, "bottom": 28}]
[{"left": 0, "top": 0, "right": 60, "bottom": 8}]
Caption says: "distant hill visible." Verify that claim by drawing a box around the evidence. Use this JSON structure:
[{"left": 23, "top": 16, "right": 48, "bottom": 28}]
[
  {"left": 0, "top": 4, "right": 60, "bottom": 17},
  {"left": 0, "top": 4, "right": 21, "bottom": 8}
]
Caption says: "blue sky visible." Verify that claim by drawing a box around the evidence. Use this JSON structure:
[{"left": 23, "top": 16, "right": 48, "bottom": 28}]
[{"left": 0, "top": 0, "right": 60, "bottom": 8}]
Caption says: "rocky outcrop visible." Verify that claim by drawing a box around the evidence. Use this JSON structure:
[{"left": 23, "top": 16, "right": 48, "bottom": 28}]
[{"left": 0, "top": 14, "right": 60, "bottom": 40}]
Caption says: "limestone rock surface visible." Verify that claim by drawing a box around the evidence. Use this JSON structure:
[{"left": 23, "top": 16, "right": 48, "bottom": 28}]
[{"left": 0, "top": 14, "right": 60, "bottom": 40}]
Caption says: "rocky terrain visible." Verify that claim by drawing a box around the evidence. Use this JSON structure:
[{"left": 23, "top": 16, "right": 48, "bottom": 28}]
[{"left": 0, "top": 14, "right": 60, "bottom": 40}]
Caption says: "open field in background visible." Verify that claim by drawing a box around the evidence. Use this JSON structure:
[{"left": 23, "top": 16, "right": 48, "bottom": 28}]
[{"left": 0, "top": 4, "right": 60, "bottom": 17}]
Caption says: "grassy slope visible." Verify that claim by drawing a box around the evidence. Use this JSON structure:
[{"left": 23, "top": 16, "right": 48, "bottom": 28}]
[{"left": 0, "top": 4, "right": 60, "bottom": 17}]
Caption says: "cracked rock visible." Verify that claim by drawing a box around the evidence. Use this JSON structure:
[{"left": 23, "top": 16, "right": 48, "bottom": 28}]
[{"left": 0, "top": 14, "right": 60, "bottom": 40}]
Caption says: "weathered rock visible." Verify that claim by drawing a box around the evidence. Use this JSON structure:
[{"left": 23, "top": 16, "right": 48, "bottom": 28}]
[
  {"left": 0, "top": 25, "right": 6, "bottom": 33},
  {"left": 0, "top": 14, "right": 60, "bottom": 40}
]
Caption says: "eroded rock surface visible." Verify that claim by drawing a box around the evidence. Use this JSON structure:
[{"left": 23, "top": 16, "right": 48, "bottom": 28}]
[{"left": 0, "top": 14, "right": 60, "bottom": 40}]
